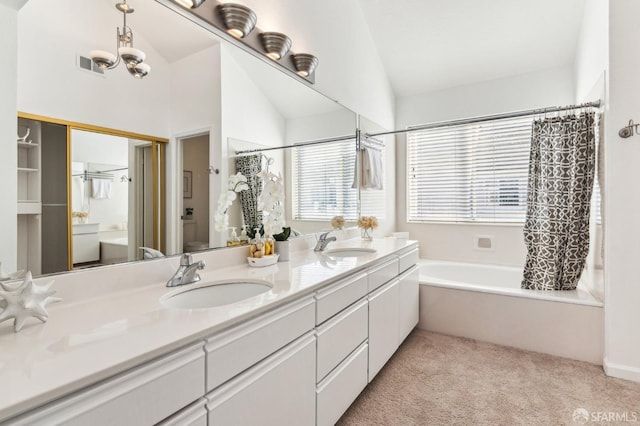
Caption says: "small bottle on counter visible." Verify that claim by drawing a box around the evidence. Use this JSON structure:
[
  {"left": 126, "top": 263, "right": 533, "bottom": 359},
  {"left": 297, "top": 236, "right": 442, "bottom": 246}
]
[
  {"left": 239, "top": 225, "right": 249, "bottom": 246},
  {"left": 264, "top": 234, "right": 274, "bottom": 256},
  {"left": 227, "top": 227, "right": 241, "bottom": 247},
  {"left": 249, "top": 228, "right": 264, "bottom": 258}
]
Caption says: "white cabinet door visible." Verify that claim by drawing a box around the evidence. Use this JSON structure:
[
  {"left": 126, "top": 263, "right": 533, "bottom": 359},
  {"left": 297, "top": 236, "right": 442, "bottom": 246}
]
[
  {"left": 398, "top": 266, "right": 419, "bottom": 344},
  {"left": 368, "top": 279, "right": 400, "bottom": 382},
  {"left": 206, "top": 332, "right": 316, "bottom": 426}
]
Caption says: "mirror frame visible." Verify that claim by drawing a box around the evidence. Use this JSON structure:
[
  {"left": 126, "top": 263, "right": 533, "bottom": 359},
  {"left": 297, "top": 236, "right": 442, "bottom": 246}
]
[{"left": 18, "top": 111, "right": 168, "bottom": 271}]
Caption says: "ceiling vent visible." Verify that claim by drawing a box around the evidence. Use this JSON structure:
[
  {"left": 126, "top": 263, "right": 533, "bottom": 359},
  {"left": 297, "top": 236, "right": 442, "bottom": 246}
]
[{"left": 77, "top": 54, "right": 105, "bottom": 76}]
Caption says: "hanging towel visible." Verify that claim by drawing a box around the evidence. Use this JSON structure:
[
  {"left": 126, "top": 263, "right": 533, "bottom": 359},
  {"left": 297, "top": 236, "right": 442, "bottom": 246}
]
[
  {"left": 361, "top": 145, "right": 384, "bottom": 190},
  {"left": 71, "top": 176, "right": 85, "bottom": 211},
  {"left": 92, "top": 178, "right": 112, "bottom": 199}
]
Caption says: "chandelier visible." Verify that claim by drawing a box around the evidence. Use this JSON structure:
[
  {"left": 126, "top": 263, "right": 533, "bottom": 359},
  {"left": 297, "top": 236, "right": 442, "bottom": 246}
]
[{"left": 89, "top": 1, "right": 150, "bottom": 79}]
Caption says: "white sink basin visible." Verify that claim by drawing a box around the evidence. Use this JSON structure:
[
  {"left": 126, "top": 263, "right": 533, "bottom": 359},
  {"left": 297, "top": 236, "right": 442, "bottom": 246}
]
[
  {"left": 160, "top": 280, "right": 272, "bottom": 309},
  {"left": 325, "top": 248, "right": 377, "bottom": 258}
]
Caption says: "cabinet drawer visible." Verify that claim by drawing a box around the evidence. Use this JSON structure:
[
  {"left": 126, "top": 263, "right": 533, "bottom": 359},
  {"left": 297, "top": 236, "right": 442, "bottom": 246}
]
[
  {"left": 368, "top": 258, "right": 399, "bottom": 292},
  {"left": 206, "top": 332, "right": 316, "bottom": 426},
  {"left": 9, "top": 342, "right": 205, "bottom": 426},
  {"left": 316, "top": 342, "right": 368, "bottom": 426},
  {"left": 316, "top": 298, "right": 368, "bottom": 382},
  {"left": 315, "top": 272, "right": 367, "bottom": 325},
  {"left": 205, "top": 296, "right": 315, "bottom": 391},
  {"left": 157, "top": 398, "right": 207, "bottom": 426},
  {"left": 398, "top": 248, "right": 419, "bottom": 274}
]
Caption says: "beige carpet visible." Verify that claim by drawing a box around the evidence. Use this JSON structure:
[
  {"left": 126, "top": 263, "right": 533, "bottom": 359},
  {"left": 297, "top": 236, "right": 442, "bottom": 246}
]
[{"left": 337, "top": 330, "right": 640, "bottom": 426}]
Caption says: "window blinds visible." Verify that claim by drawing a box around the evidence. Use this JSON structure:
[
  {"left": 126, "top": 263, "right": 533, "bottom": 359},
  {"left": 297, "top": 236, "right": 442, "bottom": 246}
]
[
  {"left": 407, "top": 115, "right": 533, "bottom": 223},
  {"left": 292, "top": 139, "right": 358, "bottom": 220}
]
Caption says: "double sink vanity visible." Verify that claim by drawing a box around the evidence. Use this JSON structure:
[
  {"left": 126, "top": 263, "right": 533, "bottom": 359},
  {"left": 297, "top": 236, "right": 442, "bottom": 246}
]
[{"left": 0, "top": 231, "right": 418, "bottom": 425}]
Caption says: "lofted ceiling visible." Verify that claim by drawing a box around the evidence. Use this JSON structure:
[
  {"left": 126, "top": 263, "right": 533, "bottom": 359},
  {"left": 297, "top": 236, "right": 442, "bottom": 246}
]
[
  {"left": 357, "top": 0, "right": 586, "bottom": 98},
  {"left": 100, "top": 0, "right": 586, "bottom": 106}
]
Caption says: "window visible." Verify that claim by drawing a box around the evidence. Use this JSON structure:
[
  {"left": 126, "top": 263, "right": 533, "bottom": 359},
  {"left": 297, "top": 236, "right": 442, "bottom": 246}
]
[
  {"left": 407, "top": 115, "right": 532, "bottom": 223},
  {"left": 407, "top": 114, "right": 603, "bottom": 224},
  {"left": 292, "top": 140, "right": 358, "bottom": 220}
]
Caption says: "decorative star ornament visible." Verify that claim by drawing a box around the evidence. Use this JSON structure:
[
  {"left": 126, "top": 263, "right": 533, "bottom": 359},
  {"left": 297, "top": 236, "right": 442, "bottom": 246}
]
[
  {"left": 0, "top": 261, "right": 25, "bottom": 282},
  {"left": 0, "top": 271, "right": 61, "bottom": 332}
]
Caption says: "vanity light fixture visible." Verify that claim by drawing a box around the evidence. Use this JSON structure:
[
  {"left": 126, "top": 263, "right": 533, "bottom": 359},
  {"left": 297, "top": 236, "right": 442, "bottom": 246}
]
[
  {"left": 172, "top": 0, "right": 206, "bottom": 8},
  {"left": 217, "top": 3, "right": 257, "bottom": 38},
  {"left": 89, "top": 0, "right": 151, "bottom": 79},
  {"left": 292, "top": 53, "right": 319, "bottom": 77},
  {"left": 260, "top": 32, "right": 292, "bottom": 61}
]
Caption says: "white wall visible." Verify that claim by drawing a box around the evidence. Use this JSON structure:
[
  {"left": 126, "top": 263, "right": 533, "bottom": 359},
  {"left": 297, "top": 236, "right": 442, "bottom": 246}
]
[
  {"left": 0, "top": 4, "right": 18, "bottom": 272},
  {"left": 72, "top": 131, "right": 129, "bottom": 233},
  {"left": 395, "top": 66, "right": 575, "bottom": 265},
  {"left": 359, "top": 116, "right": 396, "bottom": 239},
  {"left": 603, "top": 0, "right": 640, "bottom": 383},
  {"left": 166, "top": 44, "right": 221, "bottom": 254},
  {"left": 17, "top": 0, "right": 171, "bottom": 137},
  {"left": 230, "top": 0, "right": 395, "bottom": 130},
  {"left": 574, "top": 0, "right": 609, "bottom": 103},
  {"left": 217, "top": 45, "right": 287, "bottom": 246}
]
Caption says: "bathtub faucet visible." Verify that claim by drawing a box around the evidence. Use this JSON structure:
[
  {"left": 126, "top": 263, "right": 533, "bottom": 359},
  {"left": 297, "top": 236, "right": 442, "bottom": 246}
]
[
  {"left": 167, "top": 253, "right": 206, "bottom": 287},
  {"left": 314, "top": 231, "right": 337, "bottom": 252}
]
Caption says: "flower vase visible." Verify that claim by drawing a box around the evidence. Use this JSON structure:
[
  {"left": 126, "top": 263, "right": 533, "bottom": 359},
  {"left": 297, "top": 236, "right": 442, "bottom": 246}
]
[{"left": 361, "top": 227, "right": 373, "bottom": 241}]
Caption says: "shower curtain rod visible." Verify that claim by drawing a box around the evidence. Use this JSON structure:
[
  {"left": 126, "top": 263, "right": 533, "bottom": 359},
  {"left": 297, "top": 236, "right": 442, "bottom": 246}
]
[
  {"left": 235, "top": 134, "right": 356, "bottom": 155},
  {"left": 366, "top": 100, "right": 602, "bottom": 138}
]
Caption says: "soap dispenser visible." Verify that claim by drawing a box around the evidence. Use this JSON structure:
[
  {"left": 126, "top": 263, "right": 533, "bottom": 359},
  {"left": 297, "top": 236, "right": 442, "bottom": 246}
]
[
  {"left": 249, "top": 228, "right": 264, "bottom": 258},
  {"left": 227, "top": 227, "right": 240, "bottom": 247},
  {"left": 239, "top": 225, "right": 249, "bottom": 246}
]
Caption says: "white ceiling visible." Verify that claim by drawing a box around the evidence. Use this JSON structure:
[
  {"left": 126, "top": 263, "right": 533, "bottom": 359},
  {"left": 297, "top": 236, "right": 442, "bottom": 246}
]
[
  {"left": 357, "top": 0, "right": 586, "bottom": 98},
  {"left": 104, "top": 0, "right": 586, "bottom": 107}
]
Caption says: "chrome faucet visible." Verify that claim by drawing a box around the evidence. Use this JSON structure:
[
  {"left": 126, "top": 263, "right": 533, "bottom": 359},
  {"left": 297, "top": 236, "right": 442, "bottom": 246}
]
[
  {"left": 167, "top": 253, "right": 206, "bottom": 287},
  {"left": 314, "top": 231, "right": 337, "bottom": 252}
]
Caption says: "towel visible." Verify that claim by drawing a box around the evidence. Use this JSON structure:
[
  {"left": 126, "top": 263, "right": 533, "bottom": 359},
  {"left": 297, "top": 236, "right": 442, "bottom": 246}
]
[
  {"left": 71, "top": 176, "right": 85, "bottom": 211},
  {"left": 92, "top": 178, "right": 112, "bottom": 199},
  {"left": 361, "top": 145, "right": 383, "bottom": 190}
]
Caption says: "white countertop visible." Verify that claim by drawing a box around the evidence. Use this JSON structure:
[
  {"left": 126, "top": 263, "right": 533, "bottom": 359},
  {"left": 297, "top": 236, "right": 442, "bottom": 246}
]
[{"left": 0, "top": 237, "right": 417, "bottom": 421}]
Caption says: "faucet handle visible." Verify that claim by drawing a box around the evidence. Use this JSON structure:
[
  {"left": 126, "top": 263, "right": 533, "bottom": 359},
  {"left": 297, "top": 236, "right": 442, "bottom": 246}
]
[
  {"left": 319, "top": 231, "right": 332, "bottom": 240},
  {"left": 180, "top": 253, "right": 193, "bottom": 266}
]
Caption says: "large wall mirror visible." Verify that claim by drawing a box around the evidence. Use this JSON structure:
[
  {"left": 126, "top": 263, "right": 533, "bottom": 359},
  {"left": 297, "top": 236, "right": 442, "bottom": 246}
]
[{"left": 7, "top": 0, "right": 358, "bottom": 278}]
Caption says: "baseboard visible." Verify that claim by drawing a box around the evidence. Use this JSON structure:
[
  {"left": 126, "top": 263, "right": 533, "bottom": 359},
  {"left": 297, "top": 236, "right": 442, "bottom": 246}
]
[{"left": 603, "top": 357, "right": 640, "bottom": 383}]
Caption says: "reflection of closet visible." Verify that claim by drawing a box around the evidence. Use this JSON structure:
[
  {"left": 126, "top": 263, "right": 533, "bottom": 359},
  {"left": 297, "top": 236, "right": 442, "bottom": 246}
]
[{"left": 16, "top": 117, "right": 68, "bottom": 275}]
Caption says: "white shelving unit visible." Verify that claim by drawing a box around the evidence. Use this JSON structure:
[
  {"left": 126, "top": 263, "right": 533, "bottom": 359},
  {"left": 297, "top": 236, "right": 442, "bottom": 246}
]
[{"left": 16, "top": 118, "right": 42, "bottom": 276}]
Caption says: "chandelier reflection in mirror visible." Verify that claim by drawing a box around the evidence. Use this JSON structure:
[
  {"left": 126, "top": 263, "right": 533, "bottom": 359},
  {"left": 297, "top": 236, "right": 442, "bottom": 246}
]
[{"left": 89, "top": 0, "right": 151, "bottom": 79}]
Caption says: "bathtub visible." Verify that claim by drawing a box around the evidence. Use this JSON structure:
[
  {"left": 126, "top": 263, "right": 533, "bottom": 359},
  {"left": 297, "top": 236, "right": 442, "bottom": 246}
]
[
  {"left": 100, "top": 237, "right": 129, "bottom": 264},
  {"left": 419, "top": 259, "right": 604, "bottom": 364}
]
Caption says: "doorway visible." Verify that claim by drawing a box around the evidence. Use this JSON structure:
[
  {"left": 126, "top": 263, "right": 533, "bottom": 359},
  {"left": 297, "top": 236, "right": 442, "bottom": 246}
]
[{"left": 181, "top": 134, "right": 210, "bottom": 253}]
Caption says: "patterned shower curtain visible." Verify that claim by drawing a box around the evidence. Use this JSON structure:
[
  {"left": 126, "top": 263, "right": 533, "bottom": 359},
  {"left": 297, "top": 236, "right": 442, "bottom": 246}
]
[
  {"left": 522, "top": 112, "right": 596, "bottom": 290},
  {"left": 235, "top": 155, "right": 263, "bottom": 232}
]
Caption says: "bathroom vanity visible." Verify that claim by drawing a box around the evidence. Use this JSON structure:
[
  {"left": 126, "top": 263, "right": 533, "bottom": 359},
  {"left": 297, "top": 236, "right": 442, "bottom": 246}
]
[{"left": 0, "top": 235, "right": 418, "bottom": 425}]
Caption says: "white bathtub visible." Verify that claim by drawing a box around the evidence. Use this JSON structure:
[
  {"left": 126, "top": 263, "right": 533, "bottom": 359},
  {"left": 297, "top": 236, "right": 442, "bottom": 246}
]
[
  {"left": 100, "top": 237, "right": 129, "bottom": 264},
  {"left": 419, "top": 259, "right": 604, "bottom": 364}
]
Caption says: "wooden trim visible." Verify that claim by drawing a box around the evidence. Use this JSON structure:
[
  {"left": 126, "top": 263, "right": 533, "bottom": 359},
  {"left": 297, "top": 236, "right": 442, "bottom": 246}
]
[
  {"left": 160, "top": 143, "right": 166, "bottom": 253},
  {"left": 19, "top": 112, "right": 169, "bottom": 262},
  {"left": 152, "top": 142, "right": 159, "bottom": 249},
  {"left": 17, "top": 112, "right": 169, "bottom": 143},
  {"left": 67, "top": 126, "right": 73, "bottom": 271}
]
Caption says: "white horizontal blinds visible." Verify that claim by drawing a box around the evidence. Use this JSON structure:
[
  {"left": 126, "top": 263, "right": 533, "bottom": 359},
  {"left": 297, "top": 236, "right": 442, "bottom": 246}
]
[
  {"left": 407, "top": 115, "right": 533, "bottom": 223},
  {"left": 292, "top": 139, "right": 358, "bottom": 220}
]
